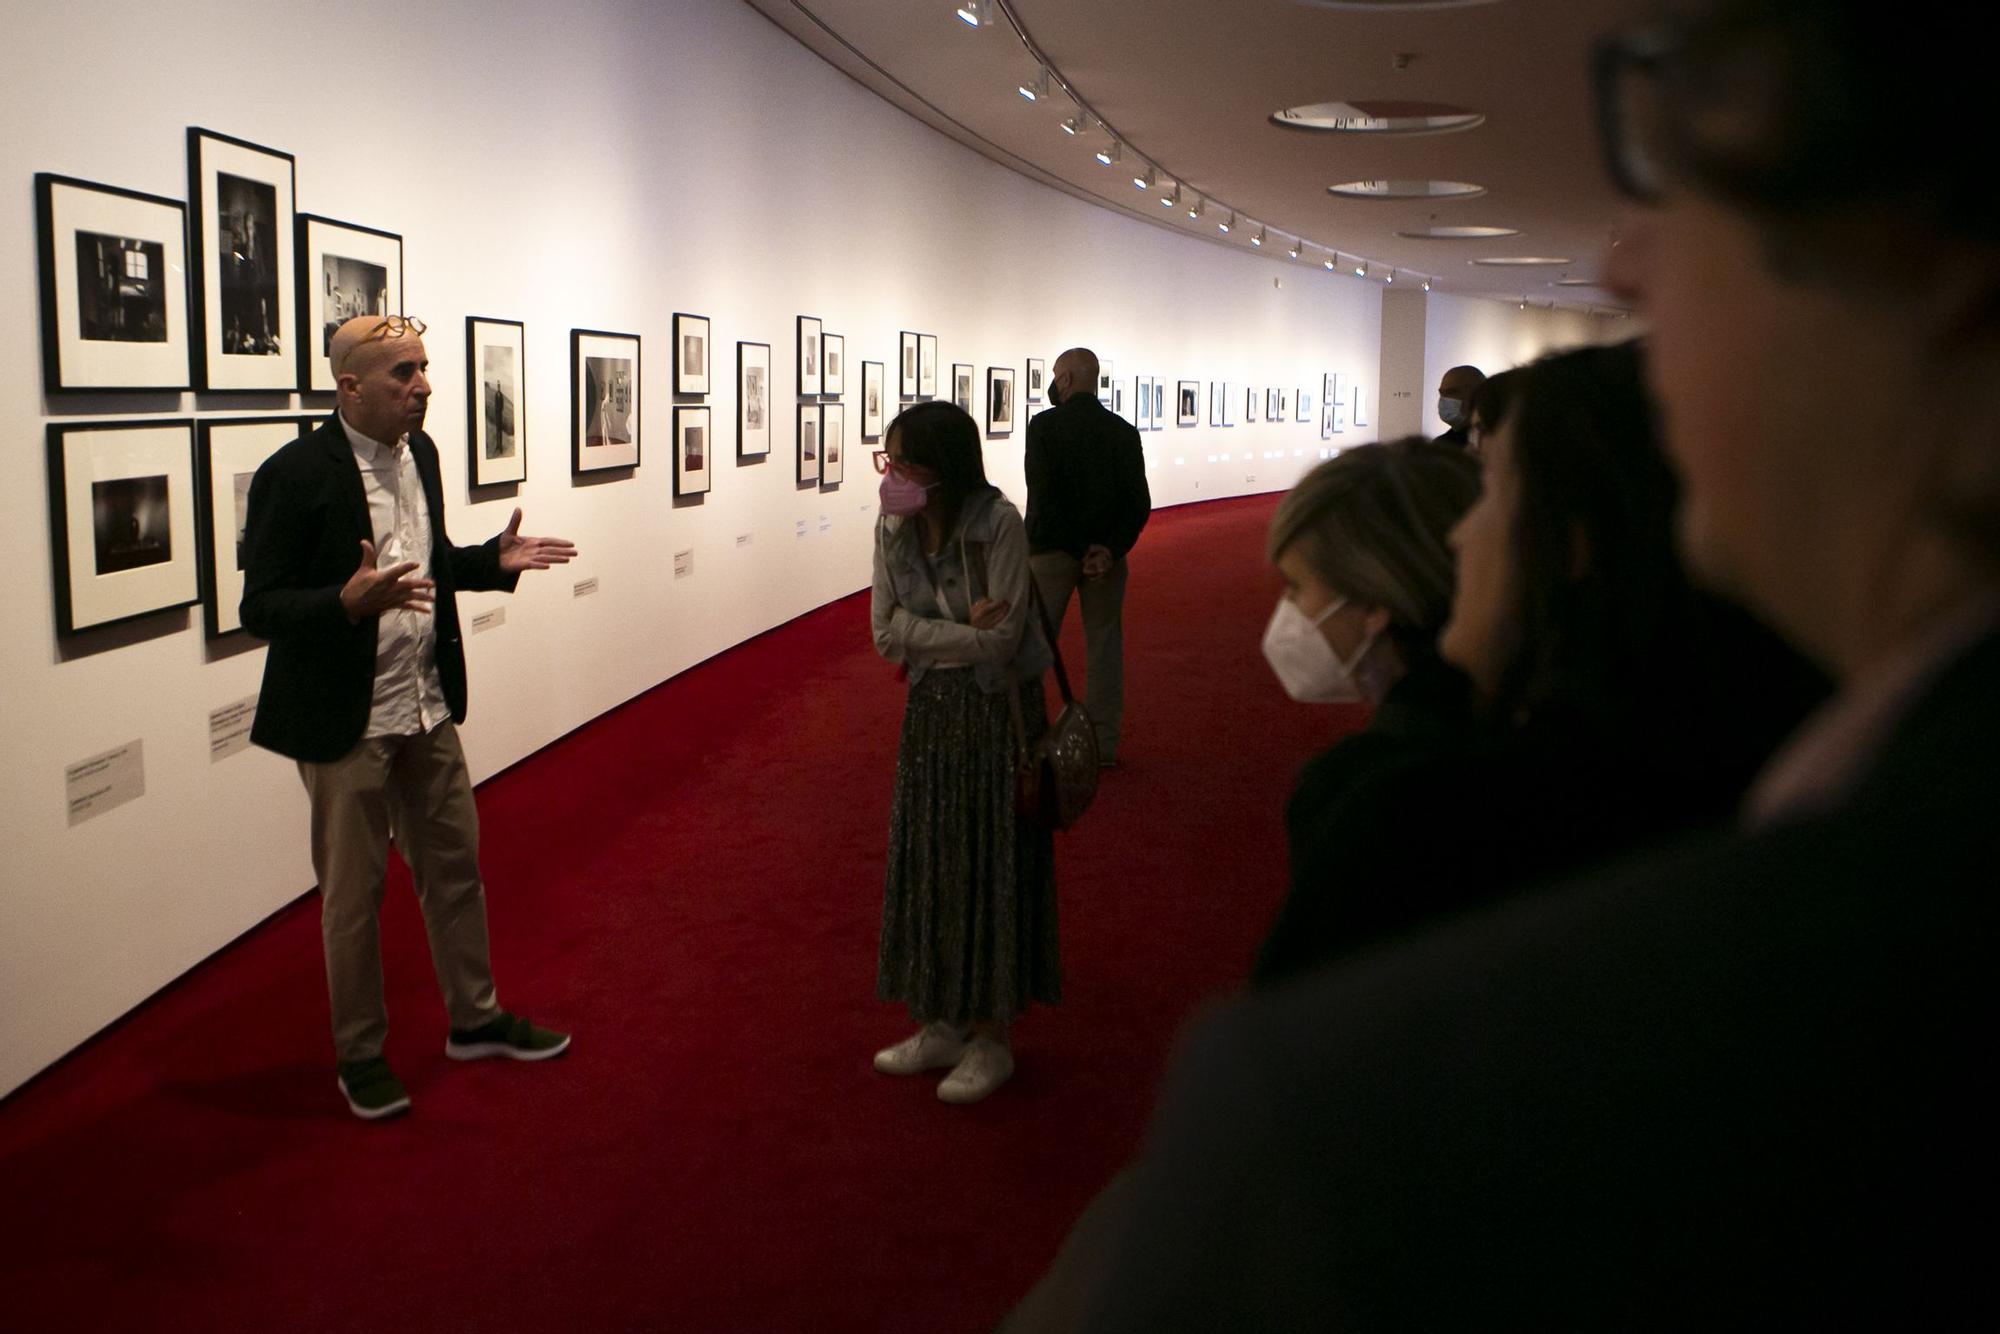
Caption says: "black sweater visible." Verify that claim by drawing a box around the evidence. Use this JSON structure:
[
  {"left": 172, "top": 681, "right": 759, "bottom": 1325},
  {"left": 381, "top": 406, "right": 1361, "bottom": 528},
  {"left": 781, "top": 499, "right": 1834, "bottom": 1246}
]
[{"left": 1023, "top": 393, "right": 1151, "bottom": 560}]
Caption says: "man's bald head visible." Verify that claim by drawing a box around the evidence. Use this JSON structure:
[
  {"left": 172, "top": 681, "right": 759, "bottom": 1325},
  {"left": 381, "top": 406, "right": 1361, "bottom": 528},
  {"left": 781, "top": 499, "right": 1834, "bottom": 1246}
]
[
  {"left": 329, "top": 315, "right": 421, "bottom": 381},
  {"left": 1051, "top": 348, "right": 1100, "bottom": 403},
  {"left": 1438, "top": 365, "right": 1486, "bottom": 400},
  {"left": 330, "top": 315, "right": 432, "bottom": 443}
]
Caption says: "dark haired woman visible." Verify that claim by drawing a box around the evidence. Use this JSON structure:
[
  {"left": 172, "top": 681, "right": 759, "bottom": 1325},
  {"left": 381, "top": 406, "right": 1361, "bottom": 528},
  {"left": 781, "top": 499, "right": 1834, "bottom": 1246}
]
[{"left": 868, "top": 401, "right": 1058, "bottom": 1105}]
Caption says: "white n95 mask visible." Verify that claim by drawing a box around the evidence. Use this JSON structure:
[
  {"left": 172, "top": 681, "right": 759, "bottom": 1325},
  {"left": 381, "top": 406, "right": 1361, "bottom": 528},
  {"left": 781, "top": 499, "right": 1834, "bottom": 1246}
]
[{"left": 1261, "top": 595, "right": 1372, "bottom": 703}]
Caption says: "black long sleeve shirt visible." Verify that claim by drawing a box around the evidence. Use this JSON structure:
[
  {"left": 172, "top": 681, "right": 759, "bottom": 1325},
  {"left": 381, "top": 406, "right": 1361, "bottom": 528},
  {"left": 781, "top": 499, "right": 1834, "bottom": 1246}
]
[{"left": 1023, "top": 392, "right": 1151, "bottom": 560}]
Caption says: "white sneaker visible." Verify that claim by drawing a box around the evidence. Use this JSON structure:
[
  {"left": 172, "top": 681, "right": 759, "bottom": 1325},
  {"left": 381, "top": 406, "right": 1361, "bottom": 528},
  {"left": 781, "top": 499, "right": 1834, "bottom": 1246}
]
[
  {"left": 937, "top": 1037, "right": 1014, "bottom": 1104},
  {"left": 874, "top": 1022, "right": 970, "bottom": 1076}
]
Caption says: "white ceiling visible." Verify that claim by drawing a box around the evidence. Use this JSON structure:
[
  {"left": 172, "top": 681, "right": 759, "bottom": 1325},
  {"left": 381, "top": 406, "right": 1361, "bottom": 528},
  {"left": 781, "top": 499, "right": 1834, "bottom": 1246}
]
[{"left": 744, "top": 0, "right": 1651, "bottom": 309}]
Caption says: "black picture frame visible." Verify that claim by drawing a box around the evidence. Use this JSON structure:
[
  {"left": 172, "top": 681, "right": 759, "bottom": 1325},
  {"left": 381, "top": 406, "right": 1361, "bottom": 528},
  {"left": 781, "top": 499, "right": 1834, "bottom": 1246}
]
[
  {"left": 35, "top": 173, "right": 190, "bottom": 393},
  {"left": 674, "top": 311, "right": 711, "bottom": 395},
  {"left": 1134, "top": 375, "right": 1153, "bottom": 431},
  {"left": 821, "top": 331, "right": 845, "bottom": 397},
  {"left": 861, "top": 359, "right": 885, "bottom": 441},
  {"left": 951, "top": 362, "right": 974, "bottom": 415},
  {"left": 985, "top": 366, "right": 1016, "bottom": 437},
  {"left": 197, "top": 415, "right": 312, "bottom": 636},
  {"left": 48, "top": 419, "right": 201, "bottom": 635},
  {"left": 186, "top": 127, "right": 297, "bottom": 392},
  {"left": 738, "top": 340, "right": 772, "bottom": 460},
  {"left": 467, "top": 316, "right": 526, "bottom": 487},
  {"left": 898, "top": 330, "right": 919, "bottom": 399},
  {"left": 1025, "top": 357, "right": 1047, "bottom": 404},
  {"left": 674, "top": 404, "right": 712, "bottom": 497},
  {"left": 1177, "top": 379, "right": 1200, "bottom": 427},
  {"left": 820, "top": 401, "right": 846, "bottom": 486},
  {"left": 918, "top": 333, "right": 938, "bottom": 399},
  {"left": 295, "top": 213, "right": 403, "bottom": 394},
  {"left": 797, "top": 314, "right": 822, "bottom": 397},
  {"left": 572, "top": 328, "right": 641, "bottom": 474},
  {"left": 797, "top": 401, "right": 821, "bottom": 484}
]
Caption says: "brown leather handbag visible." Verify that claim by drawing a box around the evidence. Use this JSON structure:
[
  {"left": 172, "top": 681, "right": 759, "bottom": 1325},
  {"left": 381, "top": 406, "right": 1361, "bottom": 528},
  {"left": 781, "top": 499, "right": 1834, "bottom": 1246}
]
[{"left": 1009, "top": 580, "right": 1099, "bottom": 829}]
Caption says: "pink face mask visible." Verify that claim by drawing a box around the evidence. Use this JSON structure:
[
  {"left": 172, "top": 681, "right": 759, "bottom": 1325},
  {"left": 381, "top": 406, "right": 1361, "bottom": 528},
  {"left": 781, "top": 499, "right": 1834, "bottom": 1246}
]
[{"left": 879, "top": 468, "right": 934, "bottom": 517}]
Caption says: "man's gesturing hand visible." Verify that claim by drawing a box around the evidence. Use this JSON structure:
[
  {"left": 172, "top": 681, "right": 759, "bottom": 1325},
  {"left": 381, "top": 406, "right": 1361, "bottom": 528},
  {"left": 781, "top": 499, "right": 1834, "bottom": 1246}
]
[
  {"left": 496, "top": 508, "right": 578, "bottom": 573},
  {"left": 340, "top": 539, "right": 435, "bottom": 623}
]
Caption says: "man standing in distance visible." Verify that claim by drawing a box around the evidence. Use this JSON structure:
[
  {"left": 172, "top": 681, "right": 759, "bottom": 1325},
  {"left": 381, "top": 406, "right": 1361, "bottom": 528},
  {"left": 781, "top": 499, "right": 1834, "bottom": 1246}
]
[
  {"left": 1083, "top": 1, "right": 1999, "bottom": 1324},
  {"left": 242, "top": 315, "right": 578, "bottom": 1121},
  {"left": 1024, "top": 347, "right": 1151, "bottom": 767},
  {"left": 1432, "top": 364, "right": 1484, "bottom": 447}
]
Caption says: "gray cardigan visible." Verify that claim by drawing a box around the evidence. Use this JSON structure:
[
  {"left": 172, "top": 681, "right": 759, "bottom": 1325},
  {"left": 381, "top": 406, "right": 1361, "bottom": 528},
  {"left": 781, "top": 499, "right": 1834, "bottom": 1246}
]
[{"left": 871, "top": 486, "right": 1054, "bottom": 692}]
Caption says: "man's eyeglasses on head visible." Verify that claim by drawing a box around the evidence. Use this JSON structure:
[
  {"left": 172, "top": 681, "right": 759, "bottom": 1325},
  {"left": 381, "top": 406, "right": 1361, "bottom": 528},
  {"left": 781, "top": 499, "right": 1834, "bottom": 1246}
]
[{"left": 335, "top": 315, "right": 428, "bottom": 373}]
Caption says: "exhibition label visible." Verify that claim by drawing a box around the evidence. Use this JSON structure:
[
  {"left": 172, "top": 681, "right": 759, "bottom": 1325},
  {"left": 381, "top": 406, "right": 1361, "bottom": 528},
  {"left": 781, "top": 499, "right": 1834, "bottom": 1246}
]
[
  {"left": 207, "top": 695, "right": 258, "bottom": 762},
  {"left": 471, "top": 607, "right": 506, "bottom": 634},
  {"left": 66, "top": 740, "right": 144, "bottom": 826}
]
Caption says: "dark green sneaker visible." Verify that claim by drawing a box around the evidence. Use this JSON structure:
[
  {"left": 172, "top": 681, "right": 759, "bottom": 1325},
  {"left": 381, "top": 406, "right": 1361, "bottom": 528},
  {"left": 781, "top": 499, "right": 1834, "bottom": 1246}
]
[
  {"left": 336, "top": 1057, "right": 412, "bottom": 1120},
  {"left": 445, "top": 1011, "right": 571, "bottom": 1062}
]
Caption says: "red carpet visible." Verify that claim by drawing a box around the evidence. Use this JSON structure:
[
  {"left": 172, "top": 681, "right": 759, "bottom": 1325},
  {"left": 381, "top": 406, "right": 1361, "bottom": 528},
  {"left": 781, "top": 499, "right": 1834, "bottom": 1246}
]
[{"left": 0, "top": 493, "right": 1362, "bottom": 1332}]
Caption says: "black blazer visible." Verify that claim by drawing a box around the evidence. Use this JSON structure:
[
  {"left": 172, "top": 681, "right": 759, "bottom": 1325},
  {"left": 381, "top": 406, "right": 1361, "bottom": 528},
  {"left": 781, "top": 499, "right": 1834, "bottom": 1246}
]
[
  {"left": 240, "top": 415, "right": 517, "bottom": 762},
  {"left": 1023, "top": 393, "right": 1151, "bottom": 561},
  {"left": 1085, "top": 625, "right": 2000, "bottom": 1330}
]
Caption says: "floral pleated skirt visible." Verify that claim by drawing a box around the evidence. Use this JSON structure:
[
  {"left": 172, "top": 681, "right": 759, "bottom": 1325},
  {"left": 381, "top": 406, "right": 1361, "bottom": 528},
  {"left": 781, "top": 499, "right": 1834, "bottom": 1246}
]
[{"left": 877, "top": 669, "right": 1061, "bottom": 1025}]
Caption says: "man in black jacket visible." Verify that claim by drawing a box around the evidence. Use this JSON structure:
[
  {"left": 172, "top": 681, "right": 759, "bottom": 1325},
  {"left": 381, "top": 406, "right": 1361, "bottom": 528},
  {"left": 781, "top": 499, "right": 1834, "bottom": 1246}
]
[
  {"left": 1024, "top": 347, "right": 1150, "bottom": 765},
  {"left": 1080, "top": 1, "right": 2000, "bottom": 1326},
  {"left": 242, "top": 315, "right": 576, "bottom": 1120}
]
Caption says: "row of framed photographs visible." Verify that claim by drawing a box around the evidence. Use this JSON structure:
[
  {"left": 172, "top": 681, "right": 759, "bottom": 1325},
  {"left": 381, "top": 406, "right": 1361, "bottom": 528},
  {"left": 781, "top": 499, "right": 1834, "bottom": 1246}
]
[
  {"left": 36, "top": 130, "right": 416, "bottom": 395},
  {"left": 1110, "top": 376, "right": 1363, "bottom": 440},
  {"left": 948, "top": 364, "right": 1020, "bottom": 437}
]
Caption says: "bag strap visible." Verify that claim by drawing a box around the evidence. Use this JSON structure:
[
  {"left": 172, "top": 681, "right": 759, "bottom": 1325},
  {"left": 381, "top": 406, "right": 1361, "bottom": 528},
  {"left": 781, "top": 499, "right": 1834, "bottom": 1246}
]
[{"left": 1027, "top": 576, "right": 1076, "bottom": 708}]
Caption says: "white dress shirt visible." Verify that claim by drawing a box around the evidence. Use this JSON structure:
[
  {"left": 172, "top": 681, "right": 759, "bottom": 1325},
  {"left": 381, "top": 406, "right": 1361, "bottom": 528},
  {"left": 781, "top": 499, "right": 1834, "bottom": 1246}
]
[{"left": 340, "top": 413, "right": 450, "bottom": 739}]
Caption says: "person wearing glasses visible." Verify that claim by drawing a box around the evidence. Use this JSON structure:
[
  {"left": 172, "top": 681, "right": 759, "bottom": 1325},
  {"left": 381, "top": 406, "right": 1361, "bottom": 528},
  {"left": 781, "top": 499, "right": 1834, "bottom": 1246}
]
[
  {"left": 868, "top": 402, "right": 1059, "bottom": 1105},
  {"left": 1075, "top": 2, "right": 1997, "bottom": 1325},
  {"left": 241, "top": 315, "right": 578, "bottom": 1121}
]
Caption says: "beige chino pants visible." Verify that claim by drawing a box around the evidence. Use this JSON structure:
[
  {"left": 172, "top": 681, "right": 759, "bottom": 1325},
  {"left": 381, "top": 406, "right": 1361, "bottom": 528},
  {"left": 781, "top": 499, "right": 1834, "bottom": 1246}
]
[
  {"left": 298, "top": 722, "right": 499, "bottom": 1063},
  {"left": 1029, "top": 551, "right": 1129, "bottom": 761}
]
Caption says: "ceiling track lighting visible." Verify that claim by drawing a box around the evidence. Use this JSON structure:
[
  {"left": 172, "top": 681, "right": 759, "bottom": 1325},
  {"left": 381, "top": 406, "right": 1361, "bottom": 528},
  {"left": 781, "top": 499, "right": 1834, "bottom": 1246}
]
[
  {"left": 954, "top": 1, "right": 992, "bottom": 28},
  {"left": 1018, "top": 66, "right": 1048, "bottom": 101},
  {"left": 1134, "top": 166, "right": 1155, "bottom": 192},
  {"left": 1095, "top": 140, "right": 1122, "bottom": 166},
  {"left": 1251, "top": 227, "right": 1266, "bottom": 248},
  {"left": 1323, "top": 252, "right": 1337, "bottom": 271},
  {"left": 1059, "top": 115, "right": 1080, "bottom": 136},
  {"left": 1288, "top": 241, "right": 1301, "bottom": 260},
  {"left": 1354, "top": 259, "right": 1367, "bottom": 277},
  {"left": 1160, "top": 182, "right": 1179, "bottom": 207},
  {"left": 1384, "top": 269, "right": 1394, "bottom": 283},
  {"left": 1187, "top": 196, "right": 1204, "bottom": 220},
  {"left": 1218, "top": 211, "right": 1235, "bottom": 234},
  {"left": 1423, "top": 278, "right": 1432, "bottom": 291}
]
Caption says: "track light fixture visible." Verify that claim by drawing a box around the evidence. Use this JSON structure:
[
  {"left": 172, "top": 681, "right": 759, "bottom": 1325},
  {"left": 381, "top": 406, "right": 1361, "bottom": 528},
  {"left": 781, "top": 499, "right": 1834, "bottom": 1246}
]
[
  {"left": 1095, "top": 140, "right": 1121, "bottom": 166},
  {"left": 1288, "top": 240, "right": 1301, "bottom": 260},
  {"left": 1218, "top": 211, "right": 1234, "bottom": 234},
  {"left": 1134, "top": 166, "right": 1155, "bottom": 192},
  {"left": 1354, "top": 259, "right": 1367, "bottom": 277},
  {"left": 1018, "top": 67, "right": 1048, "bottom": 101},
  {"left": 1385, "top": 269, "right": 1394, "bottom": 283},
  {"left": 1161, "top": 182, "right": 1179, "bottom": 207},
  {"left": 954, "top": 1, "right": 991, "bottom": 28},
  {"left": 1187, "top": 196, "right": 1204, "bottom": 220},
  {"left": 1323, "top": 252, "right": 1337, "bottom": 271},
  {"left": 1423, "top": 278, "right": 1432, "bottom": 291},
  {"left": 1251, "top": 227, "right": 1266, "bottom": 248},
  {"left": 1059, "top": 115, "right": 1080, "bottom": 136}
]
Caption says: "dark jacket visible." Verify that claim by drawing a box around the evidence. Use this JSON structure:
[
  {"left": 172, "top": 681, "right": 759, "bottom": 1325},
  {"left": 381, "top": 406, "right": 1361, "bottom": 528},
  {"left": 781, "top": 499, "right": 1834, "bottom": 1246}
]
[
  {"left": 1085, "top": 625, "right": 2000, "bottom": 1330},
  {"left": 239, "top": 415, "right": 517, "bottom": 762},
  {"left": 1024, "top": 391, "right": 1150, "bottom": 560}
]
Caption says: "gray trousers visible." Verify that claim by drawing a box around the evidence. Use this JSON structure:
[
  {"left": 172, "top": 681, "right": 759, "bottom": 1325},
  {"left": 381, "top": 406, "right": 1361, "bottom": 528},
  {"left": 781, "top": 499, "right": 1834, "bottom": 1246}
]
[
  {"left": 297, "top": 722, "right": 500, "bottom": 1063},
  {"left": 1029, "top": 551, "right": 1129, "bottom": 760}
]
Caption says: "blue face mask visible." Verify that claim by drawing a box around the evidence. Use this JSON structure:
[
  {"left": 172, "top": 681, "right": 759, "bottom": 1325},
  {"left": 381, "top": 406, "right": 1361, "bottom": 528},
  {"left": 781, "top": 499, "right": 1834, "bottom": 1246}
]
[{"left": 1438, "top": 396, "right": 1466, "bottom": 427}]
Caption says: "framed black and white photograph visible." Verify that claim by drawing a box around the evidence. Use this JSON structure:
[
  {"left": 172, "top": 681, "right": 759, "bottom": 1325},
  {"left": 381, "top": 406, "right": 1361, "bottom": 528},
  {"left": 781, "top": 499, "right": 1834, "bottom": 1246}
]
[
  {"left": 572, "top": 328, "right": 640, "bottom": 473},
  {"left": 1223, "top": 381, "right": 1239, "bottom": 427},
  {"left": 821, "top": 401, "right": 846, "bottom": 485},
  {"left": 466, "top": 317, "right": 526, "bottom": 487},
  {"left": 1353, "top": 381, "right": 1370, "bottom": 428},
  {"left": 1153, "top": 378, "right": 1167, "bottom": 430},
  {"left": 861, "top": 359, "right": 885, "bottom": 440},
  {"left": 917, "top": 333, "right": 938, "bottom": 400},
  {"left": 187, "top": 127, "right": 297, "bottom": 392},
  {"left": 1245, "top": 385, "right": 1261, "bottom": 424},
  {"left": 674, "top": 404, "right": 712, "bottom": 497},
  {"left": 899, "top": 330, "right": 919, "bottom": 399},
  {"left": 1327, "top": 372, "right": 1347, "bottom": 432},
  {"left": 1321, "top": 373, "right": 1338, "bottom": 440},
  {"left": 1097, "top": 360, "right": 1115, "bottom": 406},
  {"left": 48, "top": 420, "right": 200, "bottom": 635},
  {"left": 1133, "top": 376, "right": 1152, "bottom": 431},
  {"left": 797, "top": 400, "right": 820, "bottom": 484},
  {"left": 1209, "top": 381, "right": 1224, "bottom": 427},
  {"left": 674, "top": 312, "right": 711, "bottom": 396},
  {"left": 1268, "top": 387, "right": 1283, "bottom": 421},
  {"left": 797, "top": 315, "right": 822, "bottom": 397},
  {"left": 1025, "top": 357, "right": 1047, "bottom": 404},
  {"left": 1177, "top": 379, "right": 1200, "bottom": 428},
  {"left": 1297, "top": 387, "right": 1314, "bottom": 423},
  {"left": 198, "top": 416, "right": 308, "bottom": 636},
  {"left": 951, "top": 362, "right": 974, "bottom": 415},
  {"left": 35, "top": 174, "right": 190, "bottom": 393},
  {"left": 821, "top": 332, "right": 845, "bottom": 397},
  {"left": 738, "top": 341, "right": 772, "bottom": 460},
  {"left": 986, "top": 366, "right": 1016, "bottom": 438},
  {"left": 296, "top": 214, "right": 401, "bottom": 393}
]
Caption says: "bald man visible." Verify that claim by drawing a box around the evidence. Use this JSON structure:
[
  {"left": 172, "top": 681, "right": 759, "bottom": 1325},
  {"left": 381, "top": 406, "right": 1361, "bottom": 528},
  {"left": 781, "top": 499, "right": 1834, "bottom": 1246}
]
[
  {"left": 1024, "top": 347, "right": 1151, "bottom": 766},
  {"left": 241, "top": 315, "right": 577, "bottom": 1120},
  {"left": 1434, "top": 364, "right": 1485, "bottom": 447}
]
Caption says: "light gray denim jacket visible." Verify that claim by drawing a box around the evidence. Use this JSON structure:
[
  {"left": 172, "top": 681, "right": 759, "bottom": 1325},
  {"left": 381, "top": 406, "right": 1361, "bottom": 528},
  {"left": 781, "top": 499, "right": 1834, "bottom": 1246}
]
[{"left": 871, "top": 485, "right": 1054, "bottom": 692}]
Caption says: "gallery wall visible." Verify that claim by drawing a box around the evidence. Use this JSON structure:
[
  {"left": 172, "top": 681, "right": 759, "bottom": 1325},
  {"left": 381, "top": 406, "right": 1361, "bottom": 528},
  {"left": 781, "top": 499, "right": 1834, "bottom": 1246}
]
[
  {"left": 0, "top": 0, "right": 1612, "bottom": 1100},
  {"left": 1421, "top": 289, "right": 1630, "bottom": 437}
]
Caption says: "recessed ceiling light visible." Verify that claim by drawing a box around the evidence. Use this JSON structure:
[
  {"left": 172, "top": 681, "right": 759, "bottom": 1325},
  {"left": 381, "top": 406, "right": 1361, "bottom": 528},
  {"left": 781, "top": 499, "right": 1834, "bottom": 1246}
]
[
  {"left": 1329, "top": 179, "right": 1486, "bottom": 200},
  {"left": 1554, "top": 277, "right": 1600, "bottom": 286},
  {"left": 1394, "top": 225, "right": 1522, "bottom": 240},
  {"left": 1271, "top": 101, "right": 1485, "bottom": 135},
  {"left": 1471, "top": 256, "right": 1572, "bottom": 266}
]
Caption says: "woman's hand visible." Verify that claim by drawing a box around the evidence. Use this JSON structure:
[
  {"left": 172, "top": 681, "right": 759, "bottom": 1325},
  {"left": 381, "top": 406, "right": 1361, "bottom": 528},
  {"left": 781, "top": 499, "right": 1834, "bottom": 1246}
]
[{"left": 969, "top": 597, "right": 1011, "bottom": 630}]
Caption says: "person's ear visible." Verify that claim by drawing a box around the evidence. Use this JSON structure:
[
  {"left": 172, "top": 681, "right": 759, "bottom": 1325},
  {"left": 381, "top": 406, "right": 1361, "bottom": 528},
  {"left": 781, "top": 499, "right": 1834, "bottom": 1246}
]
[{"left": 1361, "top": 605, "right": 1394, "bottom": 639}]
